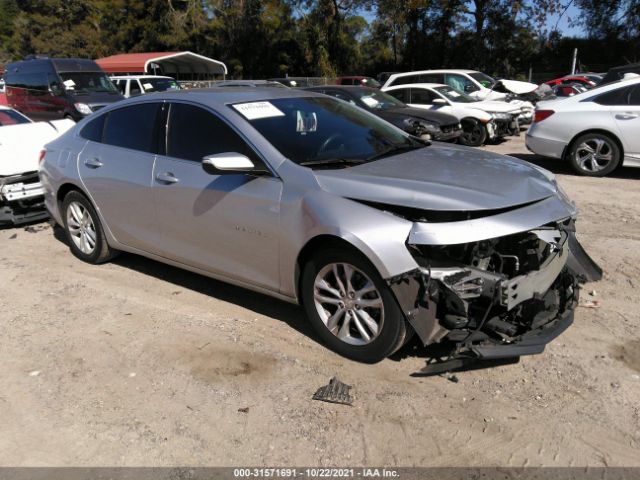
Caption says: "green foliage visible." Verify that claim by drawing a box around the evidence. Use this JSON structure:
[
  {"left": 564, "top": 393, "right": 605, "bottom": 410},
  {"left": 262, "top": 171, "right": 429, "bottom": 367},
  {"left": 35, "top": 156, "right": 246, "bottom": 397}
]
[{"left": 0, "top": 0, "right": 637, "bottom": 77}]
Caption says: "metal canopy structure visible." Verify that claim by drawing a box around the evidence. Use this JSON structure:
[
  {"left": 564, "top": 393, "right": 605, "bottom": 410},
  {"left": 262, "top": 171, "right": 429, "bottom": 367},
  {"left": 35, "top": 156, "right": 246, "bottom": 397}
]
[{"left": 96, "top": 52, "right": 227, "bottom": 80}]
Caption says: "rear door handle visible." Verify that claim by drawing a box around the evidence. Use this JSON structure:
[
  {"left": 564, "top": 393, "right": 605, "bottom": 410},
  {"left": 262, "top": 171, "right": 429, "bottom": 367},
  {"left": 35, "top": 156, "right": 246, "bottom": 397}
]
[
  {"left": 84, "top": 157, "right": 103, "bottom": 168},
  {"left": 156, "top": 172, "right": 179, "bottom": 184},
  {"left": 615, "top": 113, "right": 639, "bottom": 120}
]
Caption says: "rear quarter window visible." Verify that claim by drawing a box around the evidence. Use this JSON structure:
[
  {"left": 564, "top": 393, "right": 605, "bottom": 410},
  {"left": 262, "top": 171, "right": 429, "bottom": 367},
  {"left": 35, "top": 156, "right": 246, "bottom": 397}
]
[{"left": 80, "top": 114, "right": 106, "bottom": 142}]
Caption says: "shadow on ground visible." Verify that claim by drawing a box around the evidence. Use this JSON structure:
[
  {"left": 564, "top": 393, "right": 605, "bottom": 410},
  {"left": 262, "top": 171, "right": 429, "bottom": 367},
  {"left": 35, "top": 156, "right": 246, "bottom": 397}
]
[{"left": 508, "top": 153, "right": 640, "bottom": 180}]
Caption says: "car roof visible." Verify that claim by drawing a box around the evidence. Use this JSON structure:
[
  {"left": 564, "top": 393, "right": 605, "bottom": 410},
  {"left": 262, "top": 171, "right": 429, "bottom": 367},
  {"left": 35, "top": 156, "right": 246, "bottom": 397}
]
[
  {"left": 306, "top": 85, "right": 377, "bottom": 92},
  {"left": 99, "top": 87, "right": 322, "bottom": 109},
  {"left": 392, "top": 69, "right": 477, "bottom": 76},
  {"left": 109, "top": 75, "right": 174, "bottom": 80},
  {"left": 384, "top": 83, "right": 444, "bottom": 89}
]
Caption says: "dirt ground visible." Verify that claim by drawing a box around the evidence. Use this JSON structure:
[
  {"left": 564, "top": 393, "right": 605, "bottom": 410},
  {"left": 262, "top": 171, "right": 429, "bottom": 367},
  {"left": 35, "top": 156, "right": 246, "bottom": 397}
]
[{"left": 1, "top": 135, "right": 639, "bottom": 467}]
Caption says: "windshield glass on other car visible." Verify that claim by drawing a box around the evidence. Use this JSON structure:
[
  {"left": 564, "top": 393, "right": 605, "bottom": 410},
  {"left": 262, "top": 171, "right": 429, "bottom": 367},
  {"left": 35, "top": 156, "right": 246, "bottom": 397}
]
[
  {"left": 232, "top": 97, "right": 422, "bottom": 167},
  {"left": 469, "top": 72, "right": 496, "bottom": 88},
  {"left": 140, "top": 78, "right": 180, "bottom": 93},
  {"left": 0, "top": 109, "right": 31, "bottom": 126},
  {"left": 354, "top": 90, "right": 406, "bottom": 110},
  {"left": 434, "top": 86, "right": 477, "bottom": 103},
  {"left": 58, "top": 72, "right": 119, "bottom": 94},
  {"left": 360, "top": 77, "right": 381, "bottom": 88}
]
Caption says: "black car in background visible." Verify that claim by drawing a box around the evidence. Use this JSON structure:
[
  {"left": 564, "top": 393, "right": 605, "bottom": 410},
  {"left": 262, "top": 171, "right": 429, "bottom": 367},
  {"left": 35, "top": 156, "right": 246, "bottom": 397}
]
[{"left": 304, "top": 85, "right": 462, "bottom": 142}]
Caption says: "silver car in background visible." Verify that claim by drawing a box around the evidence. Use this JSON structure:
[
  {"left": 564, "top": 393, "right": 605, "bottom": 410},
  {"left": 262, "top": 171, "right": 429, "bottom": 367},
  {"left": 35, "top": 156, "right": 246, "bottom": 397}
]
[{"left": 40, "top": 88, "right": 601, "bottom": 364}]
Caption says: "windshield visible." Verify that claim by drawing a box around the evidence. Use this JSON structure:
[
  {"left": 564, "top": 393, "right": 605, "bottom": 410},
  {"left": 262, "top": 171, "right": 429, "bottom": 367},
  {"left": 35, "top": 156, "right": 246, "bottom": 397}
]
[
  {"left": 0, "top": 109, "right": 31, "bottom": 126},
  {"left": 140, "top": 78, "right": 180, "bottom": 92},
  {"left": 231, "top": 97, "right": 422, "bottom": 167},
  {"left": 59, "top": 72, "right": 118, "bottom": 94},
  {"left": 354, "top": 90, "right": 406, "bottom": 110},
  {"left": 434, "top": 86, "right": 477, "bottom": 103},
  {"left": 469, "top": 72, "right": 496, "bottom": 88}
]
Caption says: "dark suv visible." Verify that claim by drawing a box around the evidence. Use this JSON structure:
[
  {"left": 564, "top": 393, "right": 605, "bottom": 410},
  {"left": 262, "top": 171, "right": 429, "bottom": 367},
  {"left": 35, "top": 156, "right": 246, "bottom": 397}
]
[{"left": 4, "top": 57, "right": 124, "bottom": 121}]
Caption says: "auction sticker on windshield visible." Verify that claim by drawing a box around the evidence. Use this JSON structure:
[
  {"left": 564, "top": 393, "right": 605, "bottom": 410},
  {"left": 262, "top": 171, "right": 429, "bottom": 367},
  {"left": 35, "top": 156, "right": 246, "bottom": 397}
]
[{"left": 233, "top": 102, "right": 285, "bottom": 120}]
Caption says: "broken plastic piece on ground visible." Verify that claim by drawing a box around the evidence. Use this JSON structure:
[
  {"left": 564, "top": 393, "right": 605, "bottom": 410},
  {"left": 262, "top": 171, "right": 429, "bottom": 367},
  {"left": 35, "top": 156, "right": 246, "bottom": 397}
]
[
  {"left": 312, "top": 377, "right": 353, "bottom": 405},
  {"left": 580, "top": 299, "right": 600, "bottom": 308}
]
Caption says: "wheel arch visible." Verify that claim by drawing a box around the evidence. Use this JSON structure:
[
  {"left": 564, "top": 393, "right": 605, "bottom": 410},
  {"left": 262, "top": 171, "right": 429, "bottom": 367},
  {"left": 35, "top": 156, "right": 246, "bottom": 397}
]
[
  {"left": 56, "top": 182, "right": 89, "bottom": 215},
  {"left": 294, "top": 234, "right": 379, "bottom": 305}
]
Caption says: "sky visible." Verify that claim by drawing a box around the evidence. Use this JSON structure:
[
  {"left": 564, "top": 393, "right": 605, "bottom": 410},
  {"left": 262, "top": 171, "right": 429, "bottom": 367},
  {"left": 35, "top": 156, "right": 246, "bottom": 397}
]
[{"left": 360, "top": 3, "right": 587, "bottom": 38}]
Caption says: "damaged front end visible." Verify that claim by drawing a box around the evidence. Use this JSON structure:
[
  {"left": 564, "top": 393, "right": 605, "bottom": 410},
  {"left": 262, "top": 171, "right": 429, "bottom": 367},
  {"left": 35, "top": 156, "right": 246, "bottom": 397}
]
[
  {"left": 389, "top": 216, "right": 602, "bottom": 371},
  {"left": 0, "top": 171, "right": 49, "bottom": 226}
]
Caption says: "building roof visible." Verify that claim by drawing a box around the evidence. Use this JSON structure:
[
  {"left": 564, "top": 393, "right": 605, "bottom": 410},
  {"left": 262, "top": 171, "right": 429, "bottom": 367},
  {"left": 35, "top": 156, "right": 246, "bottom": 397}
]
[{"left": 96, "top": 52, "right": 227, "bottom": 76}]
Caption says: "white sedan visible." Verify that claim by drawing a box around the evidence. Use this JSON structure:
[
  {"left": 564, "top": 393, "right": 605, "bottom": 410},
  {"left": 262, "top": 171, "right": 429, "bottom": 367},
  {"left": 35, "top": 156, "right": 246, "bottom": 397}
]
[
  {"left": 526, "top": 77, "right": 640, "bottom": 176},
  {"left": 0, "top": 106, "right": 74, "bottom": 225},
  {"left": 382, "top": 83, "right": 522, "bottom": 146}
]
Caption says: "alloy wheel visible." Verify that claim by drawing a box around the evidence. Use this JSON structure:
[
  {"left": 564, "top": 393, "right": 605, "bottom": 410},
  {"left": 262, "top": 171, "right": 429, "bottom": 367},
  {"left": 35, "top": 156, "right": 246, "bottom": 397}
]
[
  {"left": 313, "top": 263, "right": 384, "bottom": 346},
  {"left": 575, "top": 138, "right": 614, "bottom": 173},
  {"left": 66, "top": 201, "right": 97, "bottom": 255}
]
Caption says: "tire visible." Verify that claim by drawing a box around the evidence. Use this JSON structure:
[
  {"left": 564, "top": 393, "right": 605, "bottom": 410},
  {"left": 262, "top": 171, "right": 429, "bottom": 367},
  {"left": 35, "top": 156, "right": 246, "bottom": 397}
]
[
  {"left": 459, "top": 118, "right": 487, "bottom": 147},
  {"left": 567, "top": 132, "right": 621, "bottom": 177},
  {"left": 301, "top": 247, "right": 409, "bottom": 363},
  {"left": 62, "top": 191, "right": 117, "bottom": 264}
]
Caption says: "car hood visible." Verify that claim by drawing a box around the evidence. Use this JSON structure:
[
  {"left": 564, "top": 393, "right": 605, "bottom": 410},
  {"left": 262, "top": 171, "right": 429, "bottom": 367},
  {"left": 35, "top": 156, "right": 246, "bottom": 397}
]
[
  {"left": 377, "top": 107, "right": 460, "bottom": 126},
  {"left": 314, "top": 143, "right": 558, "bottom": 211},
  {"left": 469, "top": 99, "right": 521, "bottom": 113},
  {"left": 0, "top": 119, "right": 74, "bottom": 176},
  {"left": 496, "top": 79, "right": 539, "bottom": 94}
]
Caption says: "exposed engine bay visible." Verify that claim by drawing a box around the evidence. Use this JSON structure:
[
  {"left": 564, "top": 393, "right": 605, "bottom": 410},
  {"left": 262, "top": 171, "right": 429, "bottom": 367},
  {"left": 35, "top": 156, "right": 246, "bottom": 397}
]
[{"left": 389, "top": 217, "right": 602, "bottom": 371}]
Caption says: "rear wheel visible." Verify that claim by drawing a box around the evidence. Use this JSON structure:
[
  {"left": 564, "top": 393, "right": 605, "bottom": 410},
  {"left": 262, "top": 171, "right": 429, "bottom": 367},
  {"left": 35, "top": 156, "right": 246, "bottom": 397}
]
[
  {"left": 301, "top": 248, "right": 409, "bottom": 363},
  {"left": 568, "top": 132, "right": 621, "bottom": 177},
  {"left": 459, "top": 118, "right": 487, "bottom": 147},
  {"left": 62, "top": 191, "right": 117, "bottom": 264}
]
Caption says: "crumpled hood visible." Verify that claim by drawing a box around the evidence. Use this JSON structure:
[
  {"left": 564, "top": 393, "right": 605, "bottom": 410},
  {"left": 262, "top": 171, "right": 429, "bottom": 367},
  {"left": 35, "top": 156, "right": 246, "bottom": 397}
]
[
  {"left": 314, "top": 143, "right": 558, "bottom": 211},
  {"left": 471, "top": 99, "right": 522, "bottom": 113},
  {"left": 496, "top": 79, "right": 539, "bottom": 95},
  {"left": 378, "top": 107, "right": 460, "bottom": 126}
]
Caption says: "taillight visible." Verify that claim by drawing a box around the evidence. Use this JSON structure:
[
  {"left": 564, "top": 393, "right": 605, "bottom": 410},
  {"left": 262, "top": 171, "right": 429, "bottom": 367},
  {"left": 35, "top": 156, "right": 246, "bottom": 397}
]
[
  {"left": 38, "top": 149, "right": 46, "bottom": 165},
  {"left": 534, "top": 110, "right": 555, "bottom": 123}
]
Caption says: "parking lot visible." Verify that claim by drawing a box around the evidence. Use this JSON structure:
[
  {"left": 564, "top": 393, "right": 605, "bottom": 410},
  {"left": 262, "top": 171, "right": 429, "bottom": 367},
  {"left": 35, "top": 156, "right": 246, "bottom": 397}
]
[{"left": 1, "top": 134, "right": 639, "bottom": 467}]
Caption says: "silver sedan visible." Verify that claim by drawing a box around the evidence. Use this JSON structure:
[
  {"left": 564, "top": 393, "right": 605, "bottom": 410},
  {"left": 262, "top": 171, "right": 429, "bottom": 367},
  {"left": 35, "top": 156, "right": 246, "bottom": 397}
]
[{"left": 40, "top": 88, "right": 601, "bottom": 364}]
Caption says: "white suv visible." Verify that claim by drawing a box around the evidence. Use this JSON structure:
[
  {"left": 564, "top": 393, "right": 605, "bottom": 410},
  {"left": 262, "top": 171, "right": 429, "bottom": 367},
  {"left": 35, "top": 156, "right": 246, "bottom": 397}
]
[
  {"left": 110, "top": 75, "right": 180, "bottom": 98},
  {"left": 526, "top": 77, "right": 640, "bottom": 177}
]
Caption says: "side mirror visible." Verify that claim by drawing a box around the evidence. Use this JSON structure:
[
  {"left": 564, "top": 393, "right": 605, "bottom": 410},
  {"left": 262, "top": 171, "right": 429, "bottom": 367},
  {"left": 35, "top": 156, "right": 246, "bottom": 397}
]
[
  {"left": 202, "top": 152, "right": 255, "bottom": 175},
  {"left": 432, "top": 98, "right": 447, "bottom": 105},
  {"left": 464, "top": 84, "right": 476, "bottom": 93}
]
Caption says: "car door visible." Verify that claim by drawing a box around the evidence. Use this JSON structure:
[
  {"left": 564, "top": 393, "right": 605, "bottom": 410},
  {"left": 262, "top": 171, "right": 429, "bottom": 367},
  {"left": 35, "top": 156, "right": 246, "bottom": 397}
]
[
  {"left": 152, "top": 102, "right": 282, "bottom": 292},
  {"left": 611, "top": 84, "right": 640, "bottom": 160},
  {"left": 78, "top": 102, "right": 162, "bottom": 252},
  {"left": 407, "top": 88, "right": 455, "bottom": 116}
]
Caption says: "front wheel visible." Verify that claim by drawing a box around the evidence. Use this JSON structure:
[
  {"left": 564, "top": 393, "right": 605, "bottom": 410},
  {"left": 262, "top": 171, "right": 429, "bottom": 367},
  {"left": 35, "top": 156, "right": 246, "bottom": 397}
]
[
  {"left": 301, "top": 248, "right": 409, "bottom": 363},
  {"left": 568, "top": 133, "right": 621, "bottom": 177},
  {"left": 459, "top": 118, "right": 487, "bottom": 147}
]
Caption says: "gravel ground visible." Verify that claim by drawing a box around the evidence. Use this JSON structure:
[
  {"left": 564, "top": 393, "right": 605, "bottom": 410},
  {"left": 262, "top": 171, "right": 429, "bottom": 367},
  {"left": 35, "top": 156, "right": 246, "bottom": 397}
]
[{"left": 0, "top": 135, "right": 639, "bottom": 467}]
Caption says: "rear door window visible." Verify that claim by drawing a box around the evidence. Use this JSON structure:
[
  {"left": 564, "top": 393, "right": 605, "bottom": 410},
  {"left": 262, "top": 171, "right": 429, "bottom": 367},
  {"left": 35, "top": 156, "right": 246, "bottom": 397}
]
[
  {"left": 593, "top": 86, "right": 632, "bottom": 106},
  {"left": 410, "top": 88, "right": 436, "bottom": 105},
  {"left": 103, "top": 103, "right": 161, "bottom": 153},
  {"left": 386, "top": 88, "right": 410, "bottom": 103}
]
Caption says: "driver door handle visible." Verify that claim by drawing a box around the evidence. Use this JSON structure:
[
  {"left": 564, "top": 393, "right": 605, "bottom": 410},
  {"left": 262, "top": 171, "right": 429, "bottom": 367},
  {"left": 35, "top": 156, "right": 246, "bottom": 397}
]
[
  {"left": 156, "top": 172, "right": 179, "bottom": 184},
  {"left": 84, "top": 157, "right": 103, "bottom": 168}
]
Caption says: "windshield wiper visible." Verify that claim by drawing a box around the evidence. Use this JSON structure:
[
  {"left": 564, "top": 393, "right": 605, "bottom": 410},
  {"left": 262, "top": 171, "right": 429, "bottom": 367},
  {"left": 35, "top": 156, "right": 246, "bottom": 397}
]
[
  {"left": 366, "top": 143, "right": 424, "bottom": 162},
  {"left": 299, "top": 157, "right": 367, "bottom": 167}
]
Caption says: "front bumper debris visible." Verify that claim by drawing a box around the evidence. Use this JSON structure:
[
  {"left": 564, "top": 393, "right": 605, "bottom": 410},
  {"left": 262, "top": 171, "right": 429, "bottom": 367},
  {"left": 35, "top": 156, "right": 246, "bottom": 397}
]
[
  {"left": 0, "top": 172, "right": 49, "bottom": 226},
  {"left": 388, "top": 221, "right": 601, "bottom": 370}
]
